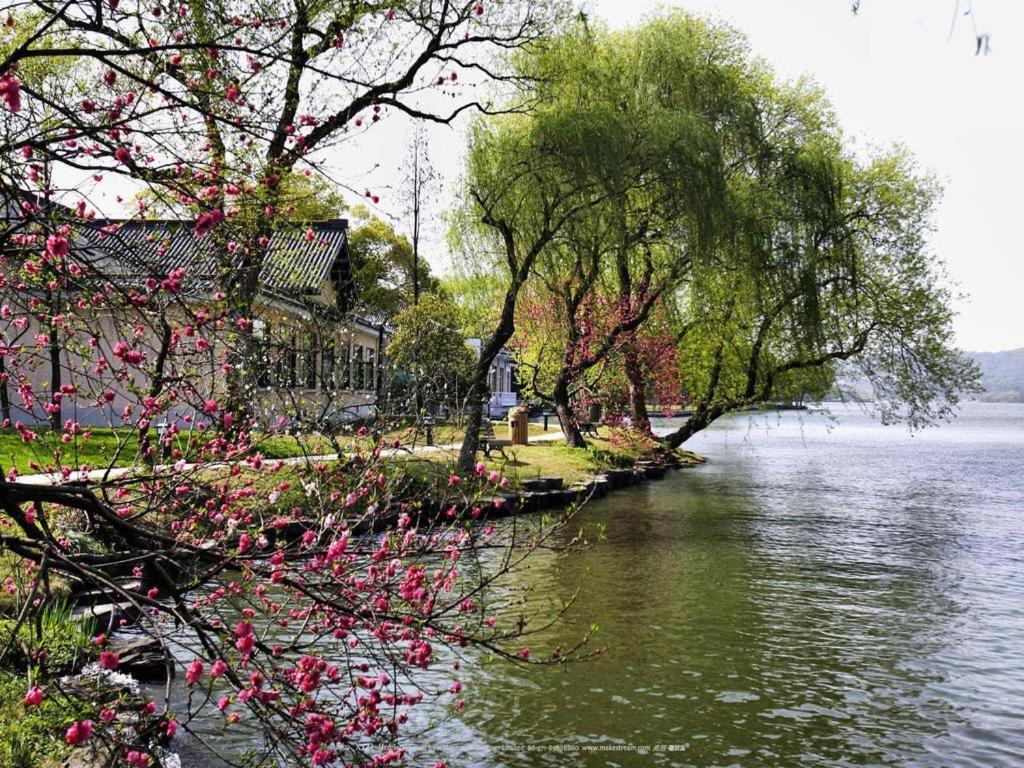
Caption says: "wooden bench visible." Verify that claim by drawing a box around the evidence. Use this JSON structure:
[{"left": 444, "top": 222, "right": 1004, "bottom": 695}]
[{"left": 480, "top": 420, "right": 512, "bottom": 460}]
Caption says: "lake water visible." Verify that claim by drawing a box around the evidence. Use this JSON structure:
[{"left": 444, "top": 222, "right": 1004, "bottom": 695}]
[
  {"left": 421, "top": 402, "right": 1024, "bottom": 767},
  {"left": 173, "top": 403, "right": 1024, "bottom": 767}
]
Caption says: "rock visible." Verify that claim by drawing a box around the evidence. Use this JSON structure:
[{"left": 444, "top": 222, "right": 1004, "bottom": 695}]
[
  {"left": 64, "top": 743, "right": 115, "bottom": 768},
  {"left": 112, "top": 636, "right": 173, "bottom": 682},
  {"left": 72, "top": 601, "right": 141, "bottom": 631},
  {"left": 71, "top": 580, "right": 141, "bottom": 607}
]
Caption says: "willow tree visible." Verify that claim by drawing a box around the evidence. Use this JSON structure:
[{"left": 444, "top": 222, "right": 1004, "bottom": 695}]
[
  {"left": 661, "top": 79, "right": 980, "bottom": 446},
  {"left": 451, "top": 114, "right": 611, "bottom": 468},
  {"left": 508, "top": 15, "right": 763, "bottom": 445}
]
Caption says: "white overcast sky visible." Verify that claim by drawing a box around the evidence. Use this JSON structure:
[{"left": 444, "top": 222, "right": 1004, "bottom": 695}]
[{"left": 344, "top": 0, "right": 1023, "bottom": 353}]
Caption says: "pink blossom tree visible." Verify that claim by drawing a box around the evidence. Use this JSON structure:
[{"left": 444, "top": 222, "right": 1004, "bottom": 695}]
[{"left": 0, "top": 3, "right": 600, "bottom": 766}]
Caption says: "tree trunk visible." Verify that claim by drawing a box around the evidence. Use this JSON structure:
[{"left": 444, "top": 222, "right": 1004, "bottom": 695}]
[
  {"left": 457, "top": 373, "right": 486, "bottom": 472},
  {"left": 138, "top": 321, "right": 172, "bottom": 465},
  {"left": 661, "top": 402, "right": 728, "bottom": 449},
  {"left": 553, "top": 380, "right": 585, "bottom": 448},
  {"left": 0, "top": 355, "right": 11, "bottom": 427},
  {"left": 623, "top": 347, "right": 650, "bottom": 433},
  {"left": 48, "top": 319, "right": 61, "bottom": 432}
]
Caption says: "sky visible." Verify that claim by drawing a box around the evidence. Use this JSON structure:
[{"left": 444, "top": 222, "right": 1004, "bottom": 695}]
[{"left": 348, "top": 0, "right": 1024, "bottom": 354}]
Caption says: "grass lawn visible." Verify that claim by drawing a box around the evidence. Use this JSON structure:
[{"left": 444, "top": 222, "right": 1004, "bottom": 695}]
[
  {"left": 0, "top": 427, "right": 142, "bottom": 475},
  {"left": 0, "top": 419, "right": 560, "bottom": 475}
]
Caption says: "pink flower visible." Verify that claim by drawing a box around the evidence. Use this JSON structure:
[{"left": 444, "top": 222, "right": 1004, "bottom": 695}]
[
  {"left": 448, "top": 474, "right": 461, "bottom": 486},
  {"left": 45, "top": 234, "right": 69, "bottom": 258},
  {"left": 185, "top": 659, "right": 204, "bottom": 686},
  {"left": 98, "top": 651, "right": 120, "bottom": 670},
  {"left": 203, "top": 399, "right": 219, "bottom": 414},
  {"left": 210, "top": 658, "right": 228, "bottom": 678},
  {"left": 0, "top": 75, "right": 21, "bottom": 112},
  {"left": 22, "top": 685, "right": 44, "bottom": 707},
  {"left": 237, "top": 532, "right": 251, "bottom": 554},
  {"left": 194, "top": 208, "right": 225, "bottom": 237},
  {"left": 217, "top": 694, "right": 230, "bottom": 710},
  {"left": 518, "top": 647, "right": 531, "bottom": 660},
  {"left": 114, "top": 145, "right": 131, "bottom": 164},
  {"left": 65, "top": 720, "right": 93, "bottom": 746}
]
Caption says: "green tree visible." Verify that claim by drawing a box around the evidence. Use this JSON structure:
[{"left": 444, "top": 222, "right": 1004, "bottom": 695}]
[
  {"left": 348, "top": 205, "right": 440, "bottom": 321},
  {"left": 508, "top": 15, "right": 752, "bottom": 446},
  {"left": 386, "top": 294, "right": 475, "bottom": 415},
  {"left": 662, "top": 119, "right": 980, "bottom": 445}
]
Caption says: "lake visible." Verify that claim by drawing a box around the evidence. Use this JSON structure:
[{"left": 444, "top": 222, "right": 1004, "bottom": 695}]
[{"left": 421, "top": 402, "right": 1024, "bottom": 767}]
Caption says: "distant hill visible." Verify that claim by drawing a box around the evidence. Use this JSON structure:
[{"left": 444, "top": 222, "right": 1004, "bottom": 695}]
[{"left": 969, "top": 347, "right": 1024, "bottom": 403}]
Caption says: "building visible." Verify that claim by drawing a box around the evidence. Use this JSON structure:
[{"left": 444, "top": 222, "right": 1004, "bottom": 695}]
[
  {"left": 1, "top": 209, "right": 387, "bottom": 427},
  {"left": 466, "top": 339, "right": 518, "bottom": 417}
]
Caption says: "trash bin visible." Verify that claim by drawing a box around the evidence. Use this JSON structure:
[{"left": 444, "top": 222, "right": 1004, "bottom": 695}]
[{"left": 508, "top": 410, "right": 529, "bottom": 446}]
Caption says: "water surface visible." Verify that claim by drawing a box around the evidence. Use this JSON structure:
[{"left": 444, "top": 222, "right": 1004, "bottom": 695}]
[{"left": 426, "top": 403, "right": 1024, "bottom": 767}]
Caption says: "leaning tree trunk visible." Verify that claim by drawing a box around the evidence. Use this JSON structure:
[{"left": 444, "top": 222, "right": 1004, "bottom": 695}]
[
  {"left": 623, "top": 347, "right": 651, "bottom": 433},
  {"left": 661, "top": 402, "right": 728, "bottom": 449},
  {"left": 553, "top": 379, "right": 585, "bottom": 448}
]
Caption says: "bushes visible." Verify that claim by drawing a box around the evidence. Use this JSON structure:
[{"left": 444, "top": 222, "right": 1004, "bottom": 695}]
[{"left": 0, "top": 598, "right": 96, "bottom": 675}]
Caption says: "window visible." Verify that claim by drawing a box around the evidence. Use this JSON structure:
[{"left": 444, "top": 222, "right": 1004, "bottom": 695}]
[
  {"left": 304, "top": 333, "right": 317, "bottom": 390},
  {"left": 285, "top": 332, "right": 298, "bottom": 388},
  {"left": 365, "top": 348, "right": 376, "bottom": 391},
  {"left": 338, "top": 342, "right": 351, "bottom": 389},
  {"left": 254, "top": 320, "right": 270, "bottom": 387},
  {"left": 321, "top": 340, "right": 335, "bottom": 391},
  {"left": 352, "top": 345, "right": 364, "bottom": 390}
]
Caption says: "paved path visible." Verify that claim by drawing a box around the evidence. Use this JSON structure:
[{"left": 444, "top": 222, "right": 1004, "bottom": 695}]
[{"left": 11, "top": 431, "right": 568, "bottom": 485}]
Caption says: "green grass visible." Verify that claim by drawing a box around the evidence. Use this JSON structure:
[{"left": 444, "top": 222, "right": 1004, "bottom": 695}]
[
  {"left": 0, "top": 419, "right": 560, "bottom": 476},
  {"left": 0, "top": 671, "right": 72, "bottom": 768},
  {"left": 0, "top": 600, "right": 97, "bottom": 768},
  {"left": 392, "top": 425, "right": 671, "bottom": 487},
  {"left": 0, "top": 427, "right": 141, "bottom": 475}
]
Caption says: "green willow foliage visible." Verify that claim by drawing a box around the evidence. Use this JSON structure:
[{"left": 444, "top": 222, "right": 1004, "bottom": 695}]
[{"left": 452, "top": 11, "right": 979, "bottom": 445}]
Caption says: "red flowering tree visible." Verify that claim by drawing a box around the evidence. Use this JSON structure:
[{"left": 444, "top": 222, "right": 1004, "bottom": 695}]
[
  {"left": 0, "top": 3, "right": 600, "bottom": 767},
  {"left": 597, "top": 303, "right": 687, "bottom": 432},
  {"left": 0, "top": 202, "right": 594, "bottom": 768}
]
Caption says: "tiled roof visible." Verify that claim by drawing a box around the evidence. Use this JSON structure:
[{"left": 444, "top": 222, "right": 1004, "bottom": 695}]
[{"left": 80, "top": 219, "right": 351, "bottom": 296}]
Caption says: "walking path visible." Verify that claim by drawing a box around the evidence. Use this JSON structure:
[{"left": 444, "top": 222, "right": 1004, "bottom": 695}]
[{"left": 11, "top": 430, "right": 568, "bottom": 485}]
